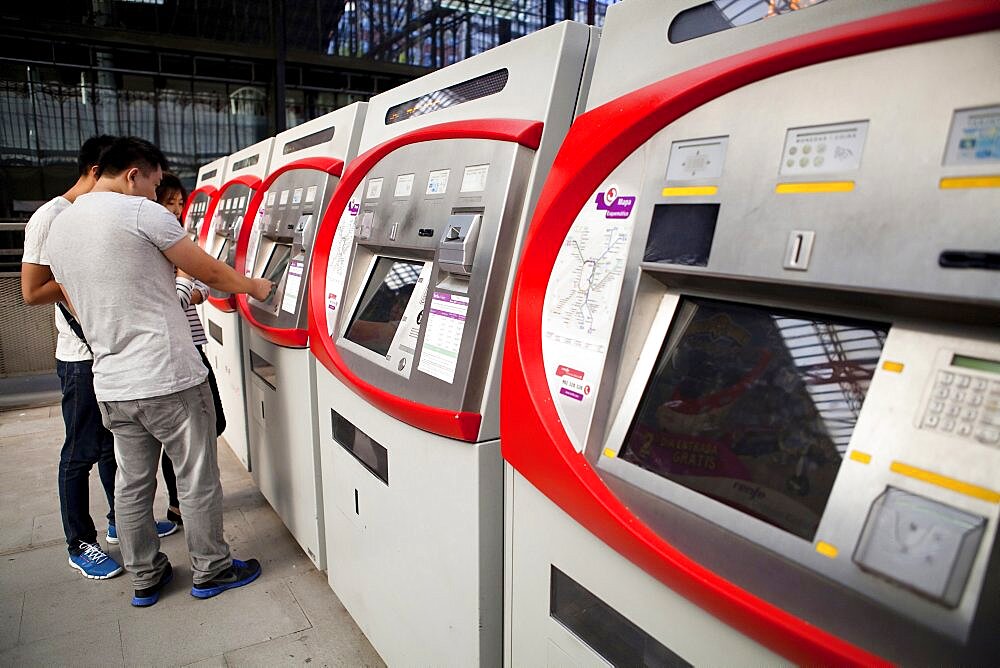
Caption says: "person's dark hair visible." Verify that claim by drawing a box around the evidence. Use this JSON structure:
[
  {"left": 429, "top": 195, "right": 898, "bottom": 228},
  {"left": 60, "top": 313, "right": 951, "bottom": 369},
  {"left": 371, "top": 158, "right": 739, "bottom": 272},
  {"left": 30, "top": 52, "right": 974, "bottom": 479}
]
[
  {"left": 77, "top": 135, "right": 116, "bottom": 176},
  {"left": 98, "top": 136, "right": 169, "bottom": 178},
  {"left": 156, "top": 172, "right": 187, "bottom": 206}
]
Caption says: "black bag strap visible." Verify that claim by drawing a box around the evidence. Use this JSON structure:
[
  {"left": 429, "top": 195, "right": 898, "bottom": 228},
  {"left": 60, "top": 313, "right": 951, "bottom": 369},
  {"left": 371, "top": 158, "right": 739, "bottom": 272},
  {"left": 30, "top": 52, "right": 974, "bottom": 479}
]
[{"left": 56, "top": 302, "right": 93, "bottom": 355}]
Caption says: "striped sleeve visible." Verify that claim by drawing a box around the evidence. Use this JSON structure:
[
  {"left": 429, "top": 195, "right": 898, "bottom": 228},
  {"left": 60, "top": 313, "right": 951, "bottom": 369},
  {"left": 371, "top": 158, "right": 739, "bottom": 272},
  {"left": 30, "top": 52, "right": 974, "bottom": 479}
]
[
  {"left": 176, "top": 277, "right": 194, "bottom": 309},
  {"left": 176, "top": 277, "right": 208, "bottom": 345}
]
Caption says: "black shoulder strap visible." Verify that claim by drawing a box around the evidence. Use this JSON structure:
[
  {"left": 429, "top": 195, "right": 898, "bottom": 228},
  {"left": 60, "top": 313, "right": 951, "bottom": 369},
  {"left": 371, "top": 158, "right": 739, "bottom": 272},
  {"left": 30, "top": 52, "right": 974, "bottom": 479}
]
[{"left": 56, "top": 302, "right": 93, "bottom": 355}]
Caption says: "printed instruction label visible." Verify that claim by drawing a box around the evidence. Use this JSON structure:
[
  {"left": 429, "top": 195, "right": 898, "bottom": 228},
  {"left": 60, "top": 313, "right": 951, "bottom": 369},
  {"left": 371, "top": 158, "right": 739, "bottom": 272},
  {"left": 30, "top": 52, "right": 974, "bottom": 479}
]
[
  {"left": 945, "top": 105, "right": 1000, "bottom": 165},
  {"left": 461, "top": 164, "right": 489, "bottom": 192},
  {"left": 384, "top": 263, "right": 434, "bottom": 379},
  {"left": 395, "top": 173, "right": 415, "bottom": 198},
  {"left": 417, "top": 291, "right": 469, "bottom": 384},
  {"left": 292, "top": 187, "right": 303, "bottom": 205},
  {"left": 281, "top": 257, "right": 305, "bottom": 314},
  {"left": 365, "top": 177, "right": 383, "bottom": 200},
  {"left": 325, "top": 194, "right": 361, "bottom": 334},
  {"left": 279, "top": 190, "right": 290, "bottom": 205},
  {"left": 426, "top": 169, "right": 450, "bottom": 195},
  {"left": 305, "top": 185, "right": 318, "bottom": 203},
  {"left": 267, "top": 191, "right": 277, "bottom": 206}
]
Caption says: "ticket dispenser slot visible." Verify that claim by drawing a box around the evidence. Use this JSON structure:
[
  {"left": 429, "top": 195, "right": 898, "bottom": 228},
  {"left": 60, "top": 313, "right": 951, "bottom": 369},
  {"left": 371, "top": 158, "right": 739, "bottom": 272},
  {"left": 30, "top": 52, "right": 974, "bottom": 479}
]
[{"left": 438, "top": 211, "right": 483, "bottom": 276}]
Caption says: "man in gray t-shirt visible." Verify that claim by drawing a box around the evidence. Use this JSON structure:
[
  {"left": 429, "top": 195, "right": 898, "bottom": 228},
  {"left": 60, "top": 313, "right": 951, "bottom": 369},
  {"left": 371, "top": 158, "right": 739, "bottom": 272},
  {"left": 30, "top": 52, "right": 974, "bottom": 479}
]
[{"left": 47, "top": 136, "right": 273, "bottom": 607}]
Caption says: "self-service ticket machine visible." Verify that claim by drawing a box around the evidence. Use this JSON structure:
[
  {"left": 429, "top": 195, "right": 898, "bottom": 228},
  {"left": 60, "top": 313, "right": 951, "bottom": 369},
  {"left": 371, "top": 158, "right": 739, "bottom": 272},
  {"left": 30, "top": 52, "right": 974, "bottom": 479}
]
[
  {"left": 183, "top": 156, "right": 227, "bottom": 243},
  {"left": 306, "top": 22, "right": 598, "bottom": 667},
  {"left": 234, "top": 104, "right": 367, "bottom": 570},
  {"left": 185, "top": 157, "right": 228, "bottom": 326},
  {"left": 201, "top": 138, "right": 274, "bottom": 471},
  {"left": 502, "top": 1, "right": 1000, "bottom": 665}
]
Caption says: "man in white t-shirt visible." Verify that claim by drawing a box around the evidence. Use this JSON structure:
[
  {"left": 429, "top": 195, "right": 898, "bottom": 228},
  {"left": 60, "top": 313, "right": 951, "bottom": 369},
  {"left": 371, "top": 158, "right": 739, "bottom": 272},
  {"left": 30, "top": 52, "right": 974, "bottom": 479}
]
[
  {"left": 21, "top": 136, "right": 176, "bottom": 581},
  {"left": 47, "top": 137, "right": 273, "bottom": 608}
]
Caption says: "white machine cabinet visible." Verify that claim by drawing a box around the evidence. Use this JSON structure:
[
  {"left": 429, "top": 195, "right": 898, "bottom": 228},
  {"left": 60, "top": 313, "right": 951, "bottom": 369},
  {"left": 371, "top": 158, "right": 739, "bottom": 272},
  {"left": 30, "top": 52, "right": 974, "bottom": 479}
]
[
  {"left": 307, "top": 21, "right": 599, "bottom": 668},
  {"left": 202, "top": 138, "right": 274, "bottom": 470},
  {"left": 235, "top": 103, "right": 367, "bottom": 570}
]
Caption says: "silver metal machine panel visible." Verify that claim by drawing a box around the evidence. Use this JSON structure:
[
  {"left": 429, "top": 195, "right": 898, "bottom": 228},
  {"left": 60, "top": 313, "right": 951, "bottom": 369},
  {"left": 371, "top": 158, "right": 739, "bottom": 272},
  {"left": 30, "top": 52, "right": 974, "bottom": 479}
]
[
  {"left": 206, "top": 183, "right": 253, "bottom": 300},
  {"left": 186, "top": 156, "right": 227, "bottom": 242},
  {"left": 539, "top": 25, "right": 1000, "bottom": 663},
  {"left": 245, "top": 171, "right": 331, "bottom": 330},
  {"left": 333, "top": 139, "right": 532, "bottom": 416}
]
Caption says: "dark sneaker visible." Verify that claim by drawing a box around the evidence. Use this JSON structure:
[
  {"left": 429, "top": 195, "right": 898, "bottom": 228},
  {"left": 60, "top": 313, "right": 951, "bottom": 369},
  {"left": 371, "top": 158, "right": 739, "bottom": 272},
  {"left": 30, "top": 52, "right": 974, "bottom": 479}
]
[
  {"left": 68, "top": 541, "right": 123, "bottom": 580},
  {"left": 107, "top": 520, "right": 178, "bottom": 545},
  {"left": 166, "top": 506, "right": 183, "bottom": 525},
  {"left": 132, "top": 562, "right": 173, "bottom": 607},
  {"left": 191, "top": 559, "right": 262, "bottom": 599}
]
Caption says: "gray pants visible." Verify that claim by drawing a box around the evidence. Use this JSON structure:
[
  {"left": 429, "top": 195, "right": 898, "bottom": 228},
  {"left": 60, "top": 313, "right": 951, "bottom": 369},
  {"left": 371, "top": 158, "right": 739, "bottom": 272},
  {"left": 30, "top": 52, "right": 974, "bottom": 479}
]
[{"left": 98, "top": 382, "right": 231, "bottom": 588}]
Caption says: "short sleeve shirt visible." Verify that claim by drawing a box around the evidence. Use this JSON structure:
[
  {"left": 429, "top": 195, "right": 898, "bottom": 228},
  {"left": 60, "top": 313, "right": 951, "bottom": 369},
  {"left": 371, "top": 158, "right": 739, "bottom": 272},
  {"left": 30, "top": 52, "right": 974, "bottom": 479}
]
[
  {"left": 21, "top": 196, "right": 92, "bottom": 362},
  {"left": 46, "top": 192, "right": 207, "bottom": 401}
]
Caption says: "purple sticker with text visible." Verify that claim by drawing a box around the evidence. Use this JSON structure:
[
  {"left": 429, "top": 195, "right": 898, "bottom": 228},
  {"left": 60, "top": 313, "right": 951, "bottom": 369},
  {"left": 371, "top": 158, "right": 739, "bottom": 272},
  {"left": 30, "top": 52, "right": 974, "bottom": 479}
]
[
  {"left": 559, "top": 387, "right": 584, "bottom": 401},
  {"left": 594, "top": 186, "right": 635, "bottom": 219}
]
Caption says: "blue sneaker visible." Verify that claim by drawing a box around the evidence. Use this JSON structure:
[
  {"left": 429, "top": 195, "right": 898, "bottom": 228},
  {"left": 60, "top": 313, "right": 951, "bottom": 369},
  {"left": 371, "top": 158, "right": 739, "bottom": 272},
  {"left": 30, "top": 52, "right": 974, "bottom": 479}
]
[
  {"left": 132, "top": 562, "right": 173, "bottom": 607},
  {"left": 191, "top": 559, "right": 262, "bottom": 599},
  {"left": 68, "top": 541, "right": 123, "bottom": 580},
  {"left": 107, "top": 520, "right": 178, "bottom": 545}
]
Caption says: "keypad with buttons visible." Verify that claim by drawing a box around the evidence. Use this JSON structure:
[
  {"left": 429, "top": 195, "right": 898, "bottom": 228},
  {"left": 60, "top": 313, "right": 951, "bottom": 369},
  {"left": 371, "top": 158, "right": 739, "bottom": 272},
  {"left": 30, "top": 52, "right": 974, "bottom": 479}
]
[{"left": 922, "top": 370, "right": 1000, "bottom": 446}]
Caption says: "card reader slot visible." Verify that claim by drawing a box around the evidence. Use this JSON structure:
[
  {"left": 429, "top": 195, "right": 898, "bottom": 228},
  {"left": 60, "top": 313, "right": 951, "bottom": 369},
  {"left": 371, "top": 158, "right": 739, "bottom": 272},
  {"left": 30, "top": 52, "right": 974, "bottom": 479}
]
[{"left": 939, "top": 251, "right": 1000, "bottom": 271}]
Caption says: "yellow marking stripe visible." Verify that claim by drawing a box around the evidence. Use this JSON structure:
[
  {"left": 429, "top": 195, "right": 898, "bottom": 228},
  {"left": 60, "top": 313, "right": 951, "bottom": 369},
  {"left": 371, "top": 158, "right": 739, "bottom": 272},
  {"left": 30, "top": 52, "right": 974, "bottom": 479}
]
[
  {"left": 603, "top": 448, "right": 618, "bottom": 459},
  {"left": 849, "top": 451, "right": 872, "bottom": 465},
  {"left": 890, "top": 461, "right": 1000, "bottom": 504},
  {"left": 775, "top": 181, "right": 855, "bottom": 194},
  {"left": 815, "top": 541, "right": 839, "bottom": 559},
  {"left": 661, "top": 185, "right": 719, "bottom": 197},
  {"left": 939, "top": 176, "right": 1000, "bottom": 190},
  {"left": 882, "top": 361, "right": 905, "bottom": 373}
]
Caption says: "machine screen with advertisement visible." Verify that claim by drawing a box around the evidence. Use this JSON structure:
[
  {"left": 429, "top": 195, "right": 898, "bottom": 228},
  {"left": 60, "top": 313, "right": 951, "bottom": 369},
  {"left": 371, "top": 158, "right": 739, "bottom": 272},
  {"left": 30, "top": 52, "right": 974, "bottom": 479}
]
[
  {"left": 306, "top": 21, "right": 598, "bottom": 667},
  {"left": 199, "top": 137, "right": 274, "bottom": 472},
  {"left": 233, "top": 103, "right": 367, "bottom": 571},
  {"left": 502, "top": 0, "right": 1000, "bottom": 665},
  {"left": 183, "top": 156, "right": 227, "bottom": 244}
]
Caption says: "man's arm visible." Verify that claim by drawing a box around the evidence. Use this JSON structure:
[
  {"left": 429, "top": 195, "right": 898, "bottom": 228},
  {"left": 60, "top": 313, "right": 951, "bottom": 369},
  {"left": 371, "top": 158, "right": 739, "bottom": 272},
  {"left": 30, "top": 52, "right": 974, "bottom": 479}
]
[
  {"left": 20, "top": 263, "right": 64, "bottom": 305},
  {"left": 164, "top": 237, "right": 272, "bottom": 300}
]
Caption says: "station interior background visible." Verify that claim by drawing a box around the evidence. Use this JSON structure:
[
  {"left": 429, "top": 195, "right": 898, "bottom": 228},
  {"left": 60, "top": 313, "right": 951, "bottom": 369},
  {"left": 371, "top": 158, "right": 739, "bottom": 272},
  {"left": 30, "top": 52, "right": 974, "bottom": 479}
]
[{"left": 0, "top": 0, "right": 613, "bottom": 385}]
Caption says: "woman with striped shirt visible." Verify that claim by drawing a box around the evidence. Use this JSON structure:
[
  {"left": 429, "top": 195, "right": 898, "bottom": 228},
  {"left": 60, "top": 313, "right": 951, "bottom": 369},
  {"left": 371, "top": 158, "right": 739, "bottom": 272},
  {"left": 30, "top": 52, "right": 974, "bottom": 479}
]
[{"left": 157, "top": 174, "right": 228, "bottom": 525}]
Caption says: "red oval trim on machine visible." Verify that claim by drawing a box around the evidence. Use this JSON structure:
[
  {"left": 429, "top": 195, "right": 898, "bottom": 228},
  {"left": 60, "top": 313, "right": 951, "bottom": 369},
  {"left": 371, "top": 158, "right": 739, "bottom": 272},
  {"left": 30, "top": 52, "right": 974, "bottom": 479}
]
[
  {"left": 501, "top": 1, "right": 1000, "bottom": 665},
  {"left": 182, "top": 184, "right": 218, "bottom": 241},
  {"left": 307, "top": 118, "right": 545, "bottom": 442},
  {"left": 234, "top": 157, "right": 345, "bottom": 348},
  {"left": 203, "top": 174, "right": 262, "bottom": 313}
]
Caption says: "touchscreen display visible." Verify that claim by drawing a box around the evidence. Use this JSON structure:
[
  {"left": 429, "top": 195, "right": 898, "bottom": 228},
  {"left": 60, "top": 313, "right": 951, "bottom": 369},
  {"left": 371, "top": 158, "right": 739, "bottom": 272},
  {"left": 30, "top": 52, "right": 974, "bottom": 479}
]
[
  {"left": 263, "top": 245, "right": 292, "bottom": 284},
  {"left": 345, "top": 258, "right": 424, "bottom": 357},
  {"left": 257, "top": 244, "right": 291, "bottom": 305},
  {"left": 620, "top": 298, "right": 887, "bottom": 541}
]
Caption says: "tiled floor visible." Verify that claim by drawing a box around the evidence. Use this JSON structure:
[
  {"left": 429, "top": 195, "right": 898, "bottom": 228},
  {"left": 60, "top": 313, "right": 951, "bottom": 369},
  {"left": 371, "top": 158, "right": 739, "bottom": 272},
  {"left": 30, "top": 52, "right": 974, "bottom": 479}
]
[{"left": 0, "top": 404, "right": 384, "bottom": 667}]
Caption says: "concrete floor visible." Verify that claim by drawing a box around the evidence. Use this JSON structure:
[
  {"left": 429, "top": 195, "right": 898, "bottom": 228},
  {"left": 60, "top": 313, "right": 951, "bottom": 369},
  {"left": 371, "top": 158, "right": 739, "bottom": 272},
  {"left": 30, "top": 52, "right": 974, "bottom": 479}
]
[{"left": 0, "top": 404, "right": 385, "bottom": 668}]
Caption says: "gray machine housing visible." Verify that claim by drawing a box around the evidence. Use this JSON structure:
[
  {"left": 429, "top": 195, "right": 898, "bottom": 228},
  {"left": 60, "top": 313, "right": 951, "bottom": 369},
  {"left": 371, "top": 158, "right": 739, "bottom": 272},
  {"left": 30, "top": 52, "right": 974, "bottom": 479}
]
[
  {"left": 504, "top": 1, "right": 1000, "bottom": 666},
  {"left": 335, "top": 139, "right": 532, "bottom": 431},
  {"left": 584, "top": 28, "right": 999, "bottom": 664},
  {"left": 207, "top": 183, "right": 252, "bottom": 299}
]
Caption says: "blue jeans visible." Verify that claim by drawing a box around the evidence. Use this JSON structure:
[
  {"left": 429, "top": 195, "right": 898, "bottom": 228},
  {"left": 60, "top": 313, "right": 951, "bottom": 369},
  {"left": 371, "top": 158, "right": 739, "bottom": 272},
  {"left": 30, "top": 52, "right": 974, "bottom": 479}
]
[{"left": 56, "top": 359, "right": 116, "bottom": 555}]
